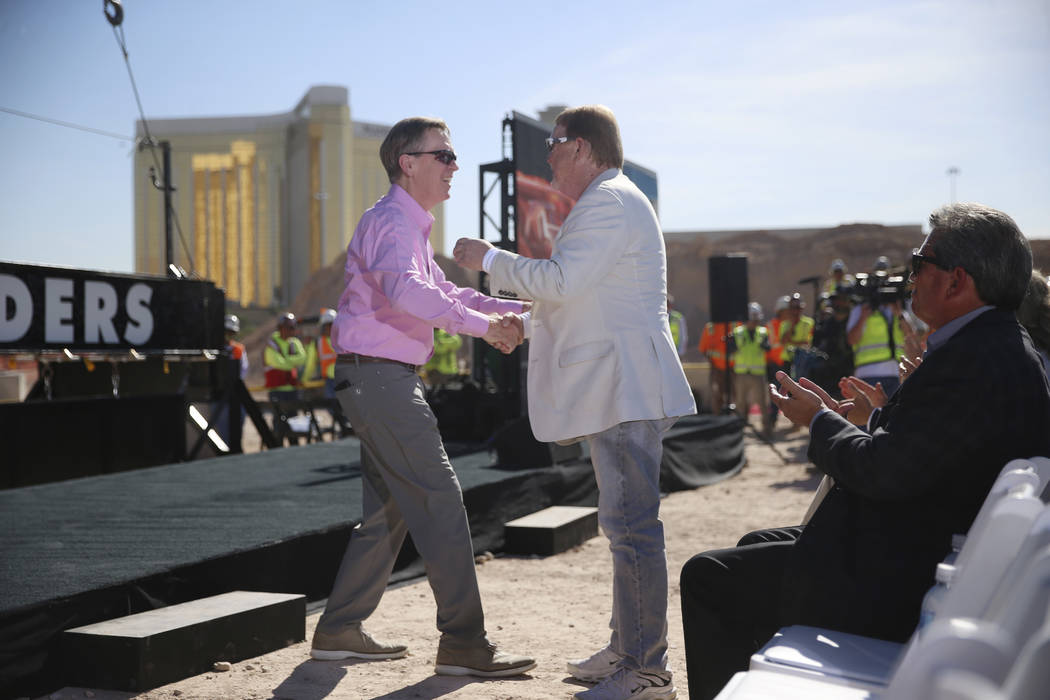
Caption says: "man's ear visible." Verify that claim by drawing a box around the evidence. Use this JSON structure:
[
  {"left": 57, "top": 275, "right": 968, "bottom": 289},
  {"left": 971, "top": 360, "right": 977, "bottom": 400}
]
[
  {"left": 574, "top": 137, "right": 591, "bottom": 162},
  {"left": 397, "top": 153, "right": 414, "bottom": 179},
  {"left": 946, "top": 266, "right": 974, "bottom": 300}
]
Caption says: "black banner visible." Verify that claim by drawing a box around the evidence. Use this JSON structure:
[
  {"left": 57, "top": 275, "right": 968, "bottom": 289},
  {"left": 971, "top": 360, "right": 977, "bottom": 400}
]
[{"left": 0, "top": 262, "right": 224, "bottom": 353}]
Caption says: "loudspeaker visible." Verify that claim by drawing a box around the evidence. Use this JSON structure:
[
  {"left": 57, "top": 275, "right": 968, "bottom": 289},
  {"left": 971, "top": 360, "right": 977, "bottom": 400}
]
[
  {"left": 492, "top": 416, "right": 582, "bottom": 470},
  {"left": 709, "top": 255, "right": 749, "bottom": 323}
]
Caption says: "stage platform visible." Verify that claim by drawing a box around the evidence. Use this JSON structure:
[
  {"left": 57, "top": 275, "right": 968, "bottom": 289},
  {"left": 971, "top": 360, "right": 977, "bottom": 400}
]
[{"left": 0, "top": 413, "right": 744, "bottom": 697}]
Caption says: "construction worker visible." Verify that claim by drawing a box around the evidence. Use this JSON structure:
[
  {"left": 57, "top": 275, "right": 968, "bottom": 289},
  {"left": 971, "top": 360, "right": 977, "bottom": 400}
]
[
  {"left": 847, "top": 257, "right": 905, "bottom": 396},
  {"left": 224, "top": 314, "right": 249, "bottom": 380},
  {"left": 779, "top": 293, "right": 815, "bottom": 380},
  {"left": 822, "top": 258, "right": 855, "bottom": 297},
  {"left": 305, "top": 308, "right": 339, "bottom": 398},
  {"left": 210, "top": 314, "right": 249, "bottom": 450},
  {"left": 264, "top": 312, "right": 307, "bottom": 403},
  {"left": 698, "top": 320, "right": 736, "bottom": 413},
  {"left": 304, "top": 308, "right": 352, "bottom": 437},
  {"left": 668, "top": 295, "right": 688, "bottom": 358},
  {"left": 764, "top": 295, "right": 791, "bottom": 433},
  {"left": 728, "top": 303, "right": 772, "bottom": 436},
  {"left": 423, "top": 328, "right": 463, "bottom": 388}
]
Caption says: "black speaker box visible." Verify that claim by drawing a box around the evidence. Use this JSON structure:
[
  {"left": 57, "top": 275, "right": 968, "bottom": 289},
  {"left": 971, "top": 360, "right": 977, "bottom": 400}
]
[
  {"left": 493, "top": 416, "right": 582, "bottom": 470},
  {"left": 709, "top": 255, "right": 749, "bottom": 323}
]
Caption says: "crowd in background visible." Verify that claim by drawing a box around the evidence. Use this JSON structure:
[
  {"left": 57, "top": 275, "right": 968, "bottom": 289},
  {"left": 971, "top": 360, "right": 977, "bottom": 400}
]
[
  {"left": 218, "top": 251, "right": 1050, "bottom": 451},
  {"left": 699, "top": 256, "right": 1050, "bottom": 437}
]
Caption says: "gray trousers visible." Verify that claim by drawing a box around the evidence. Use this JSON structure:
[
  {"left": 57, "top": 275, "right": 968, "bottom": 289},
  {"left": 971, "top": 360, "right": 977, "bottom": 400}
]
[{"left": 315, "top": 361, "right": 487, "bottom": 650}]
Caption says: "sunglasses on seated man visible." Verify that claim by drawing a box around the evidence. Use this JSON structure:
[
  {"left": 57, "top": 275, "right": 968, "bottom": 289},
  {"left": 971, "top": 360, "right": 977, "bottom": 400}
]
[
  {"left": 910, "top": 249, "right": 956, "bottom": 276},
  {"left": 403, "top": 149, "right": 457, "bottom": 165}
]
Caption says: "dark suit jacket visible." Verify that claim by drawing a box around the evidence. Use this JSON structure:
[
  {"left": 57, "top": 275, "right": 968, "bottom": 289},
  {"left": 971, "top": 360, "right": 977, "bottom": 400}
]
[{"left": 780, "top": 308, "right": 1050, "bottom": 642}]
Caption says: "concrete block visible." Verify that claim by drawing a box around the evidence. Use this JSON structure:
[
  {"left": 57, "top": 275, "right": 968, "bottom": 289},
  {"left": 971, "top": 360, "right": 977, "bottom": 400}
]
[
  {"left": 61, "top": 590, "right": 305, "bottom": 691},
  {"left": 0, "top": 371, "right": 26, "bottom": 402},
  {"left": 504, "top": 505, "right": 599, "bottom": 556}
]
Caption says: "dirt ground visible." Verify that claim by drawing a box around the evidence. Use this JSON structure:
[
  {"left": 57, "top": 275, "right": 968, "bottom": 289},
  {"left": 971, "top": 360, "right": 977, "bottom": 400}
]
[{"left": 37, "top": 414, "right": 819, "bottom": 700}]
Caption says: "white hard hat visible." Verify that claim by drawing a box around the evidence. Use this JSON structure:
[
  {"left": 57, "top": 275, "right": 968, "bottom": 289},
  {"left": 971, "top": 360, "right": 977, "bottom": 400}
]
[
  {"left": 224, "top": 314, "right": 240, "bottom": 333},
  {"left": 748, "top": 302, "right": 764, "bottom": 320},
  {"left": 774, "top": 295, "right": 791, "bottom": 312},
  {"left": 320, "top": 308, "right": 337, "bottom": 325}
]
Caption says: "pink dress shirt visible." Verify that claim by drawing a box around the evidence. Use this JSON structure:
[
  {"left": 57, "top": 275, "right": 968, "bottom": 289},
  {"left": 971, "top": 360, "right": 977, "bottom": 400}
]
[{"left": 331, "top": 185, "right": 522, "bottom": 365}]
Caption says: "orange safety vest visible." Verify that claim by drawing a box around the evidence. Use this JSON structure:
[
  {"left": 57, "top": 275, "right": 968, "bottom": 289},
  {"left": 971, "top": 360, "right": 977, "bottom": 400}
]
[
  {"left": 766, "top": 318, "right": 784, "bottom": 365},
  {"left": 698, "top": 322, "right": 737, "bottom": 370},
  {"left": 318, "top": 335, "right": 337, "bottom": 379}
]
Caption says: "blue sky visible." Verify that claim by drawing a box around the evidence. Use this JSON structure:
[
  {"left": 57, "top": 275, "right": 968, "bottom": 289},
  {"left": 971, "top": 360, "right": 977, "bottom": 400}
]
[{"left": 1, "top": 0, "right": 1048, "bottom": 275}]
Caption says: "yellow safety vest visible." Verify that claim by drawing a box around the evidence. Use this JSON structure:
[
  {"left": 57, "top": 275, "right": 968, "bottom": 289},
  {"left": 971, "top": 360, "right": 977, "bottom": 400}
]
[
  {"left": 853, "top": 310, "right": 903, "bottom": 368},
  {"left": 733, "top": 325, "right": 768, "bottom": 376},
  {"left": 424, "top": 329, "right": 462, "bottom": 375},
  {"left": 669, "top": 310, "right": 684, "bottom": 349},
  {"left": 780, "top": 316, "right": 815, "bottom": 363},
  {"left": 264, "top": 332, "right": 307, "bottom": 390}
]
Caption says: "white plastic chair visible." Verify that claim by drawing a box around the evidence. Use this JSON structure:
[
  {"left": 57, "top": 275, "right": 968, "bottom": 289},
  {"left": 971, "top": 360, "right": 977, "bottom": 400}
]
[
  {"left": 894, "top": 548, "right": 1050, "bottom": 700},
  {"left": 882, "top": 618, "right": 1015, "bottom": 699},
  {"left": 983, "top": 509, "right": 1050, "bottom": 623},
  {"left": 953, "top": 465, "right": 1041, "bottom": 571},
  {"left": 937, "top": 484, "right": 1044, "bottom": 620},
  {"left": 1027, "top": 456, "right": 1050, "bottom": 501},
  {"left": 748, "top": 626, "right": 898, "bottom": 691},
  {"left": 713, "top": 669, "right": 877, "bottom": 700},
  {"left": 1000, "top": 612, "right": 1050, "bottom": 700},
  {"left": 929, "top": 668, "right": 1002, "bottom": 700},
  {"left": 746, "top": 484, "right": 1045, "bottom": 690}
]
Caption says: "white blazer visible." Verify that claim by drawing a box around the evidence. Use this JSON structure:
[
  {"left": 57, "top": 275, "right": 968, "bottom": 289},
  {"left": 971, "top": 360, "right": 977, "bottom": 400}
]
[{"left": 488, "top": 169, "right": 696, "bottom": 443}]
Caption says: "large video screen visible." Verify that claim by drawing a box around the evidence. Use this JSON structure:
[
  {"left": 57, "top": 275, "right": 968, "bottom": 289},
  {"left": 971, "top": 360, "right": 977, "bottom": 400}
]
[{"left": 510, "top": 110, "right": 658, "bottom": 259}]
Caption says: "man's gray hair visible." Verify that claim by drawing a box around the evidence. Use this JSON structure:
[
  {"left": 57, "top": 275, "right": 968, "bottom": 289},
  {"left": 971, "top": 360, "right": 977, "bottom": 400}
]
[
  {"left": 928, "top": 202, "right": 1032, "bottom": 310},
  {"left": 379, "top": 117, "right": 449, "bottom": 183}
]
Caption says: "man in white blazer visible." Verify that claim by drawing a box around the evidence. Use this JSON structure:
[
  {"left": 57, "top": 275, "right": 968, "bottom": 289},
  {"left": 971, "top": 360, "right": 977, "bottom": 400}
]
[{"left": 454, "top": 105, "right": 695, "bottom": 700}]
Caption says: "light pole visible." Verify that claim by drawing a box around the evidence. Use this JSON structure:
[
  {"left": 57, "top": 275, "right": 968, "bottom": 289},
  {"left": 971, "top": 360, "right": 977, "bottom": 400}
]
[{"left": 946, "top": 166, "right": 960, "bottom": 204}]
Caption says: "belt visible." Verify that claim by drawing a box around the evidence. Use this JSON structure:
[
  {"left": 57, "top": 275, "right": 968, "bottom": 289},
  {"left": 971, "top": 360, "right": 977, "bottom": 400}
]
[{"left": 336, "top": 353, "right": 418, "bottom": 373}]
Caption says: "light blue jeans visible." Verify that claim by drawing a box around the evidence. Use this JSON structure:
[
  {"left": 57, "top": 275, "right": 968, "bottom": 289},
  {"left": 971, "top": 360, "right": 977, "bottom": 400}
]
[{"left": 587, "top": 416, "right": 677, "bottom": 674}]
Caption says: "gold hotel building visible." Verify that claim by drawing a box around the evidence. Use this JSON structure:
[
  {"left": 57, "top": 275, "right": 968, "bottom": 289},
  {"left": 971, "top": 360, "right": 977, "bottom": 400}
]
[{"left": 133, "top": 85, "right": 446, "bottom": 308}]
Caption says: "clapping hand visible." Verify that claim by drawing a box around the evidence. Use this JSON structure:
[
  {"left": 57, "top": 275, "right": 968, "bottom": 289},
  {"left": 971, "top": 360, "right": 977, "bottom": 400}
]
[
  {"left": 899, "top": 355, "right": 921, "bottom": 382},
  {"left": 769, "top": 372, "right": 830, "bottom": 428},
  {"left": 837, "top": 375, "right": 887, "bottom": 426}
]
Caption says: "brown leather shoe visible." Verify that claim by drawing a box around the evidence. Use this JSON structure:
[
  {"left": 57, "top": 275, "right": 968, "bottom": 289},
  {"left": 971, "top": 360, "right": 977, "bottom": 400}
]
[
  {"left": 435, "top": 641, "right": 536, "bottom": 677},
  {"left": 311, "top": 624, "right": 407, "bottom": 660}
]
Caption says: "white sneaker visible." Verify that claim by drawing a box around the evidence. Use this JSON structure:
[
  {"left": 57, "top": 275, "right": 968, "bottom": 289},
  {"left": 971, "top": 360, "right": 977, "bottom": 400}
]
[
  {"left": 574, "top": 668, "right": 677, "bottom": 700},
  {"left": 567, "top": 646, "right": 624, "bottom": 682}
]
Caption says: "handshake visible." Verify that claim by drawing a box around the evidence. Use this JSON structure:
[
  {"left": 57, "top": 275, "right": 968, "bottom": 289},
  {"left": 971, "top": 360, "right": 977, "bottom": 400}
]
[
  {"left": 484, "top": 312, "right": 525, "bottom": 354},
  {"left": 454, "top": 237, "right": 529, "bottom": 355}
]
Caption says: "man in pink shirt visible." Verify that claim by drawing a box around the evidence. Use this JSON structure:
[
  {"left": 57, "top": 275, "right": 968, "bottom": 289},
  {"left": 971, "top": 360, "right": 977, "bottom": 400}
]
[{"left": 309, "top": 117, "right": 535, "bottom": 678}]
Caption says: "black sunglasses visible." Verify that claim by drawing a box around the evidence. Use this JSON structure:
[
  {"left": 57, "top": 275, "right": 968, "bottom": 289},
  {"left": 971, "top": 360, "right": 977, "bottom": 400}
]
[
  {"left": 403, "top": 149, "right": 457, "bottom": 165},
  {"left": 911, "top": 250, "right": 954, "bottom": 276}
]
